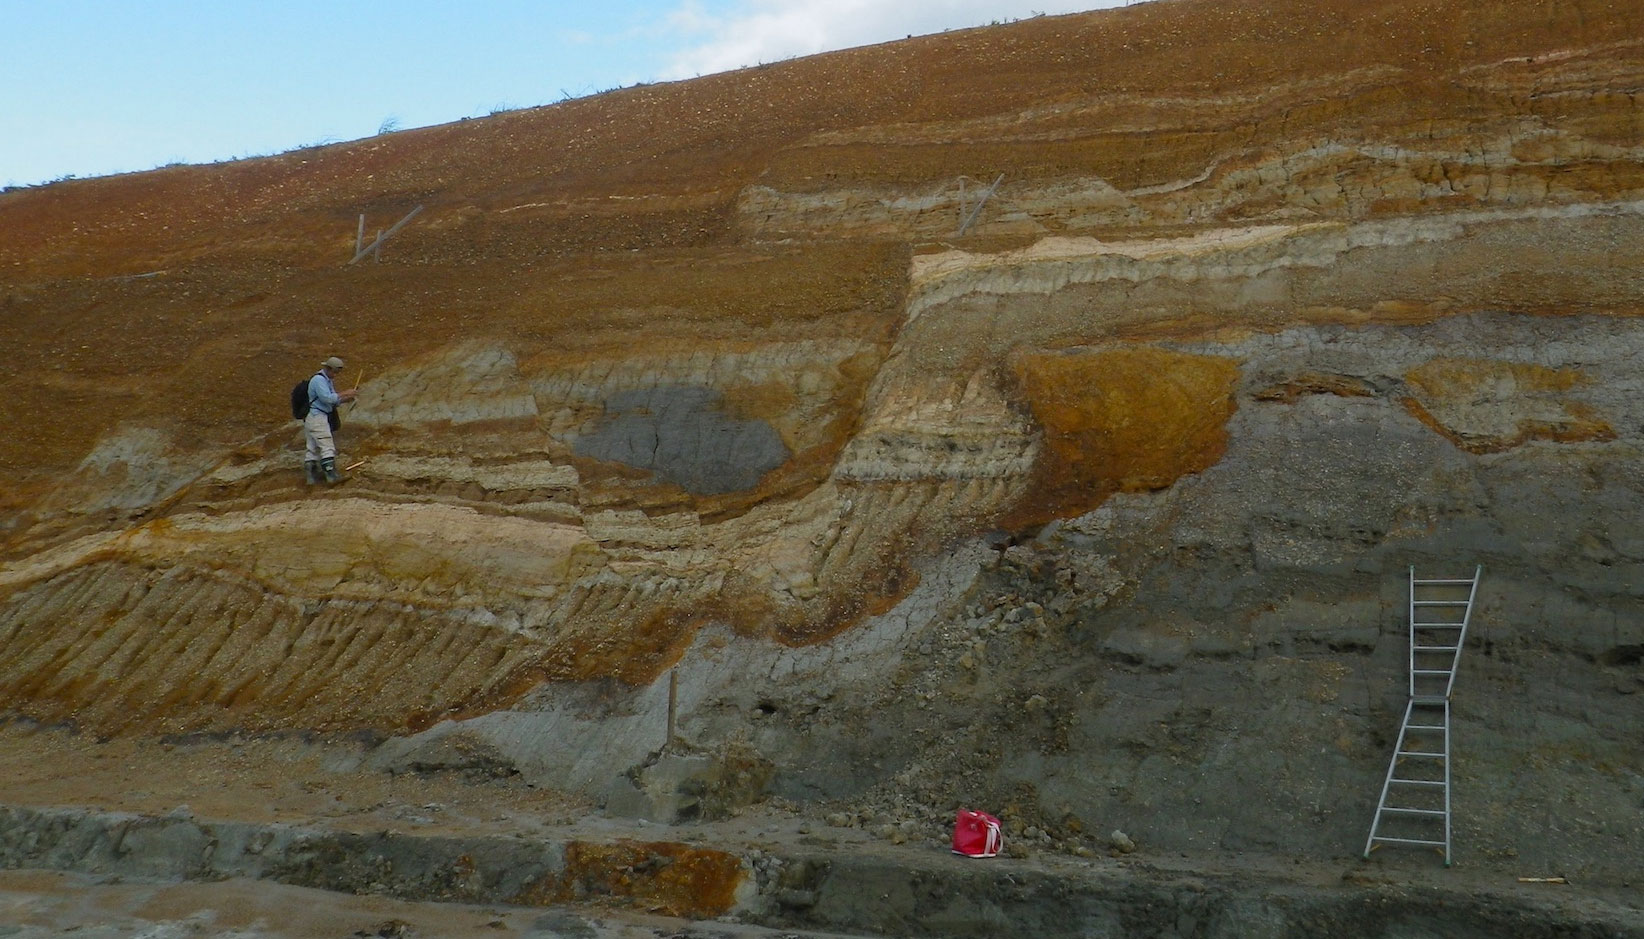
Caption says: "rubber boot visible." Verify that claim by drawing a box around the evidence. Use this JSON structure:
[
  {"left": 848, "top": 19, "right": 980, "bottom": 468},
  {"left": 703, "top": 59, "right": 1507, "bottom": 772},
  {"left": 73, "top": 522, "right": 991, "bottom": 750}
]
[
  {"left": 304, "top": 460, "right": 321, "bottom": 486},
  {"left": 321, "top": 457, "right": 343, "bottom": 484}
]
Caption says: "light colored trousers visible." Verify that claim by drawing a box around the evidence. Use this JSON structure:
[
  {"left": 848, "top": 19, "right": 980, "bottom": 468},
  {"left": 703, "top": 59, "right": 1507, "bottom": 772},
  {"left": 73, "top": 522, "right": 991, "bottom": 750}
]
[{"left": 303, "top": 411, "right": 337, "bottom": 461}]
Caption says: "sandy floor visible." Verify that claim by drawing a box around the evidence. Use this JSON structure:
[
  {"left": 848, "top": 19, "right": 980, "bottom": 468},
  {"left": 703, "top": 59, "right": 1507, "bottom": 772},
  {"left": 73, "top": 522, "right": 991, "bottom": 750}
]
[{"left": 0, "top": 722, "right": 594, "bottom": 840}]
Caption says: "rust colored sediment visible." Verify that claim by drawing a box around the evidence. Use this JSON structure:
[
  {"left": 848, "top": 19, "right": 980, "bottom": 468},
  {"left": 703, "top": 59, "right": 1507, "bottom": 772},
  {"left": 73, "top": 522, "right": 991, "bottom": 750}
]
[
  {"left": 1005, "top": 346, "right": 1241, "bottom": 527},
  {"left": 516, "top": 841, "right": 744, "bottom": 918},
  {"left": 1255, "top": 373, "right": 1377, "bottom": 404},
  {"left": 1403, "top": 358, "right": 1617, "bottom": 454}
]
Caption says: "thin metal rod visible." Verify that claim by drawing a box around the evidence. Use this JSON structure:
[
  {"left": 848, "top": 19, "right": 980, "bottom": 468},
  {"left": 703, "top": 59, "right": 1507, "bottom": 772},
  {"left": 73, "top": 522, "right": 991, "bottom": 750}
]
[
  {"left": 1408, "top": 566, "right": 1416, "bottom": 698},
  {"left": 956, "top": 173, "right": 1005, "bottom": 236},
  {"left": 1443, "top": 698, "right": 1453, "bottom": 865},
  {"left": 665, "top": 668, "right": 677, "bottom": 752}
]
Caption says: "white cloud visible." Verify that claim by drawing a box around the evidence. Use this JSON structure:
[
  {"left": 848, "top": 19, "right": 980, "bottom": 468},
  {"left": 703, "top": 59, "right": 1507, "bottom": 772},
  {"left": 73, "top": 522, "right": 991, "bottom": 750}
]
[{"left": 659, "top": 0, "right": 1127, "bottom": 80}]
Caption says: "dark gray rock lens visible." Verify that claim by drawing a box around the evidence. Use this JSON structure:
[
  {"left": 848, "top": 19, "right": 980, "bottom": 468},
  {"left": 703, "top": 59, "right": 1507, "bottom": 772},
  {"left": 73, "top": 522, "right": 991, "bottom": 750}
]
[{"left": 574, "top": 387, "right": 790, "bottom": 495}]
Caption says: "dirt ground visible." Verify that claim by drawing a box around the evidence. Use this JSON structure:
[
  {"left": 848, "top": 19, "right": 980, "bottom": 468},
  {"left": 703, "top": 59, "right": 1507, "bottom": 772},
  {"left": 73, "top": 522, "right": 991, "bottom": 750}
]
[
  {"left": 0, "top": 723, "right": 590, "bottom": 840},
  {"left": 2, "top": 721, "right": 1636, "bottom": 939},
  {"left": 0, "top": 722, "right": 870, "bottom": 936},
  {"left": 0, "top": 870, "right": 873, "bottom": 939}
]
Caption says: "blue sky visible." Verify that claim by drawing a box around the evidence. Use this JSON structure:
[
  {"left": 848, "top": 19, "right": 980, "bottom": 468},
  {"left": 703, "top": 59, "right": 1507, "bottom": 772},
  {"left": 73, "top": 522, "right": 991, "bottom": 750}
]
[{"left": 1, "top": 0, "right": 1126, "bottom": 189}]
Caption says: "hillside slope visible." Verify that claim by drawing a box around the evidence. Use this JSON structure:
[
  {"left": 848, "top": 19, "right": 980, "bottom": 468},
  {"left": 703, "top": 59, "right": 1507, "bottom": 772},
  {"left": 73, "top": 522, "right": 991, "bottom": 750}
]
[{"left": 2, "top": 0, "right": 1643, "bottom": 913}]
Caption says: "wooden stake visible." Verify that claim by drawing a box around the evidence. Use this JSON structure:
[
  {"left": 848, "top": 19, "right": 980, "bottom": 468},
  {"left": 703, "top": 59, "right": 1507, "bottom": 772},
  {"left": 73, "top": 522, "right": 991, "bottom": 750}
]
[
  {"left": 349, "top": 205, "right": 423, "bottom": 264},
  {"left": 348, "top": 365, "right": 366, "bottom": 410},
  {"left": 666, "top": 668, "right": 677, "bottom": 752},
  {"left": 957, "top": 172, "right": 1005, "bottom": 236}
]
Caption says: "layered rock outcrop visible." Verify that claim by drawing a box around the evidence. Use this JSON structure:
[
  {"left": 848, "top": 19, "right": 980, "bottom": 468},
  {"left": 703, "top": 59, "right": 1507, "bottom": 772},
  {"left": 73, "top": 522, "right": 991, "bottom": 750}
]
[{"left": 1, "top": 0, "right": 1641, "bottom": 883}]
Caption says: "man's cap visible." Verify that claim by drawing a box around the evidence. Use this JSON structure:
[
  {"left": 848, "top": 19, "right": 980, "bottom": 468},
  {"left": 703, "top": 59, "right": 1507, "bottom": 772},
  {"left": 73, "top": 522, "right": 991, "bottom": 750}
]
[{"left": 322, "top": 356, "right": 346, "bottom": 370}]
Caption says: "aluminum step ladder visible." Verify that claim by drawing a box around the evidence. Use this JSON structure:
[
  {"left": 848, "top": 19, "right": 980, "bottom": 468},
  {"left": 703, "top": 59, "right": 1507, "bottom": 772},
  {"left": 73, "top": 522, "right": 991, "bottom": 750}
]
[{"left": 1363, "top": 565, "right": 1481, "bottom": 866}]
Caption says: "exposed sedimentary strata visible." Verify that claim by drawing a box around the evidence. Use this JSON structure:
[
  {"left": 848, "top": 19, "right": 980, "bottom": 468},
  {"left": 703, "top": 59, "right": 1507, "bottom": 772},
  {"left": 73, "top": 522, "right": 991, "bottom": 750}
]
[
  {"left": 5, "top": 197, "right": 1643, "bottom": 736},
  {"left": 834, "top": 370, "right": 1038, "bottom": 482},
  {"left": 0, "top": 561, "right": 541, "bottom": 734},
  {"left": 740, "top": 49, "right": 1644, "bottom": 240},
  {"left": 346, "top": 455, "right": 580, "bottom": 493},
  {"left": 1403, "top": 357, "right": 1618, "bottom": 452},
  {"left": 1, "top": 0, "right": 1643, "bottom": 886},
  {"left": 905, "top": 202, "right": 1644, "bottom": 324},
  {"left": 0, "top": 319, "right": 1045, "bottom": 727},
  {"left": 357, "top": 343, "right": 542, "bottom": 427}
]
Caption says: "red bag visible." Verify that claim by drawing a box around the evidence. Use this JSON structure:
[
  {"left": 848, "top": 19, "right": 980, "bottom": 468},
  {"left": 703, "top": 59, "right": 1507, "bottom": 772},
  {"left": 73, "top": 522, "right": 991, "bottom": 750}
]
[{"left": 951, "top": 809, "right": 1003, "bottom": 858}]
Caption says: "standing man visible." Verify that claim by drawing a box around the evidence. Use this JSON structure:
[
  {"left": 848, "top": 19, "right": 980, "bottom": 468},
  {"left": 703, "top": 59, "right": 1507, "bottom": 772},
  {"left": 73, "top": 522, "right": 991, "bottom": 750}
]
[{"left": 304, "top": 356, "right": 357, "bottom": 484}]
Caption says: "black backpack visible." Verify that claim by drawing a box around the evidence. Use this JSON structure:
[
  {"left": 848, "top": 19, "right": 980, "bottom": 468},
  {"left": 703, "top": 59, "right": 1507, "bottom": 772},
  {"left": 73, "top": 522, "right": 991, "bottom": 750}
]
[{"left": 290, "top": 379, "right": 310, "bottom": 419}]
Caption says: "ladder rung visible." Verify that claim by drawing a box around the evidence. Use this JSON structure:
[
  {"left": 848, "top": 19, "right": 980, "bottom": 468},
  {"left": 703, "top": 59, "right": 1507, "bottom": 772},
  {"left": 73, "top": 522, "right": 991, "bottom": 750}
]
[
  {"left": 1412, "top": 669, "right": 1453, "bottom": 675},
  {"left": 1390, "top": 778, "right": 1446, "bottom": 787},
  {"left": 1412, "top": 623, "right": 1465, "bottom": 628},
  {"left": 1397, "top": 749, "right": 1446, "bottom": 758},
  {"left": 1413, "top": 600, "right": 1470, "bottom": 606},
  {"left": 1412, "top": 578, "right": 1476, "bottom": 585},
  {"left": 1380, "top": 807, "right": 1447, "bottom": 817},
  {"left": 1372, "top": 836, "right": 1448, "bottom": 847},
  {"left": 1413, "top": 644, "right": 1460, "bottom": 652},
  {"left": 1405, "top": 723, "right": 1446, "bottom": 730}
]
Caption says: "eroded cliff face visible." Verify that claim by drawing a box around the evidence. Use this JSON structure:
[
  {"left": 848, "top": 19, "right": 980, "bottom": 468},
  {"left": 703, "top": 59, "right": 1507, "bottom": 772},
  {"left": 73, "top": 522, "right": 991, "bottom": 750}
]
[{"left": 1, "top": 0, "right": 1641, "bottom": 879}]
